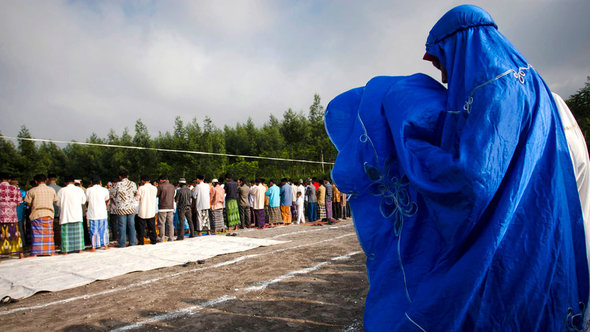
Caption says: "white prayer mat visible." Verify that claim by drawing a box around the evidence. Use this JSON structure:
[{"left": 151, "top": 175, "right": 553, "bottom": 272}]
[{"left": 0, "top": 235, "right": 285, "bottom": 300}]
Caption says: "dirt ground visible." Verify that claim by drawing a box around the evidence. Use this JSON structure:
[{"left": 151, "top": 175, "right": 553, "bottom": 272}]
[{"left": 0, "top": 220, "right": 368, "bottom": 331}]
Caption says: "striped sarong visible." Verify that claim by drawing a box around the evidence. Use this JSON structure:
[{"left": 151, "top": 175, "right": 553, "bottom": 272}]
[
  {"left": 211, "top": 209, "right": 225, "bottom": 231},
  {"left": 280, "top": 206, "right": 292, "bottom": 223},
  {"left": 0, "top": 223, "right": 22, "bottom": 256},
  {"left": 31, "top": 217, "right": 55, "bottom": 255},
  {"left": 254, "top": 209, "right": 265, "bottom": 228},
  {"left": 61, "top": 222, "right": 85, "bottom": 253},
  {"left": 268, "top": 206, "right": 282, "bottom": 224},
  {"left": 89, "top": 219, "right": 109, "bottom": 248},
  {"left": 319, "top": 204, "right": 326, "bottom": 220},
  {"left": 226, "top": 199, "right": 240, "bottom": 227}
]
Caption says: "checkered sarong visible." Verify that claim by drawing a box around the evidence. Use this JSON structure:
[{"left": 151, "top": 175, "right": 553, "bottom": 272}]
[
  {"left": 319, "top": 204, "right": 326, "bottom": 219},
  {"left": 61, "top": 222, "right": 85, "bottom": 253},
  {"left": 268, "top": 206, "right": 282, "bottom": 224},
  {"left": 31, "top": 217, "right": 55, "bottom": 255},
  {"left": 89, "top": 219, "right": 109, "bottom": 248}
]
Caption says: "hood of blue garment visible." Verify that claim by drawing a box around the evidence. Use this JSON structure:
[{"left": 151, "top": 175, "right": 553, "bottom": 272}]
[{"left": 325, "top": 5, "right": 587, "bottom": 331}]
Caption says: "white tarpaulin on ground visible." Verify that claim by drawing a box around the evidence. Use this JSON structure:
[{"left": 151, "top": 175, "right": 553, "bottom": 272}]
[{"left": 0, "top": 235, "right": 285, "bottom": 300}]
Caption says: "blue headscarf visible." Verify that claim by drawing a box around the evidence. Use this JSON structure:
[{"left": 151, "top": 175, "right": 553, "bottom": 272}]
[{"left": 325, "top": 5, "right": 587, "bottom": 331}]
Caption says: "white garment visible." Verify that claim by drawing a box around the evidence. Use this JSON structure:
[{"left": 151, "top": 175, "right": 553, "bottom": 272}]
[
  {"left": 290, "top": 183, "right": 298, "bottom": 202},
  {"left": 297, "top": 185, "right": 306, "bottom": 201},
  {"left": 57, "top": 184, "right": 87, "bottom": 224},
  {"left": 249, "top": 184, "right": 266, "bottom": 210},
  {"left": 192, "top": 182, "right": 211, "bottom": 210},
  {"left": 86, "top": 185, "right": 109, "bottom": 220},
  {"left": 296, "top": 196, "right": 305, "bottom": 223},
  {"left": 137, "top": 183, "right": 158, "bottom": 219},
  {"left": 553, "top": 93, "right": 590, "bottom": 325}
]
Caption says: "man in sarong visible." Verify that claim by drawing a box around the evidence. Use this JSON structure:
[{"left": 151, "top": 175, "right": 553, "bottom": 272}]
[
  {"left": 323, "top": 178, "right": 333, "bottom": 222},
  {"left": 192, "top": 175, "right": 211, "bottom": 236},
  {"left": 86, "top": 175, "right": 110, "bottom": 251},
  {"left": 304, "top": 179, "right": 317, "bottom": 222},
  {"left": 316, "top": 182, "right": 326, "bottom": 221},
  {"left": 47, "top": 174, "right": 62, "bottom": 248},
  {"left": 57, "top": 175, "right": 86, "bottom": 254},
  {"left": 24, "top": 174, "right": 57, "bottom": 257},
  {"left": 0, "top": 172, "right": 24, "bottom": 260},
  {"left": 249, "top": 179, "right": 266, "bottom": 228},
  {"left": 210, "top": 179, "right": 225, "bottom": 233},
  {"left": 223, "top": 174, "right": 240, "bottom": 231},
  {"left": 279, "top": 178, "right": 292, "bottom": 224},
  {"left": 325, "top": 5, "right": 588, "bottom": 331},
  {"left": 265, "top": 179, "right": 281, "bottom": 226}
]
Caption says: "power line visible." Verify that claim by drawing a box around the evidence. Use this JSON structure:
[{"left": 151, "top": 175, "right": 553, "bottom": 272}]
[{"left": 0, "top": 135, "right": 335, "bottom": 166}]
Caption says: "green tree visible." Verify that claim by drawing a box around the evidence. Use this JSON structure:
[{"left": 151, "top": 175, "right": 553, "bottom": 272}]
[{"left": 566, "top": 76, "right": 590, "bottom": 151}]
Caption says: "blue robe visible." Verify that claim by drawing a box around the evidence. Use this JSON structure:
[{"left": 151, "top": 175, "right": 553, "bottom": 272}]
[{"left": 325, "top": 5, "right": 587, "bottom": 331}]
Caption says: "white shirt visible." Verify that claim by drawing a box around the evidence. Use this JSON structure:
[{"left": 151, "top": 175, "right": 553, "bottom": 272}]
[
  {"left": 137, "top": 183, "right": 158, "bottom": 219},
  {"left": 86, "top": 185, "right": 109, "bottom": 220},
  {"left": 249, "top": 184, "right": 266, "bottom": 210},
  {"left": 57, "top": 184, "right": 87, "bottom": 224},
  {"left": 192, "top": 182, "right": 211, "bottom": 210},
  {"left": 290, "top": 183, "right": 298, "bottom": 202}
]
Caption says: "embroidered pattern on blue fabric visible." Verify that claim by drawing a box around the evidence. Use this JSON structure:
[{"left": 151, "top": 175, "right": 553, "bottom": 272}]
[
  {"left": 364, "top": 159, "right": 418, "bottom": 235},
  {"left": 462, "top": 64, "right": 532, "bottom": 114},
  {"left": 565, "top": 302, "right": 585, "bottom": 332}
]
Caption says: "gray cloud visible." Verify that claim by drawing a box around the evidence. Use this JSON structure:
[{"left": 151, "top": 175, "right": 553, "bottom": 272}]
[{"left": 1, "top": 0, "right": 588, "bottom": 142}]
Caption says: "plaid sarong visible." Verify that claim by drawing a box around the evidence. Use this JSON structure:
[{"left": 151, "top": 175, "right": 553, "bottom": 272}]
[
  {"left": 319, "top": 204, "right": 326, "bottom": 220},
  {"left": 61, "top": 222, "right": 85, "bottom": 253},
  {"left": 31, "top": 217, "right": 55, "bottom": 255},
  {"left": 280, "top": 206, "right": 292, "bottom": 223},
  {"left": 210, "top": 209, "right": 225, "bottom": 231},
  {"left": 225, "top": 199, "right": 240, "bottom": 226},
  {"left": 268, "top": 206, "right": 282, "bottom": 224},
  {"left": 254, "top": 209, "right": 265, "bottom": 228},
  {"left": 89, "top": 219, "right": 109, "bottom": 248},
  {"left": 0, "top": 223, "right": 22, "bottom": 256}
]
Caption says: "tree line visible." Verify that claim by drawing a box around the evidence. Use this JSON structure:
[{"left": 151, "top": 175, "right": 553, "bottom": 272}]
[
  {"left": 2, "top": 76, "right": 589, "bottom": 189},
  {"left": 0, "top": 94, "right": 336, "bottom": 187}
]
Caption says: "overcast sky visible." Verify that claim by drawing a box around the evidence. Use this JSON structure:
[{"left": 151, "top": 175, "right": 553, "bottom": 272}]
[{"left": 1, "top": 0, "right": 589, "bottom": 142}]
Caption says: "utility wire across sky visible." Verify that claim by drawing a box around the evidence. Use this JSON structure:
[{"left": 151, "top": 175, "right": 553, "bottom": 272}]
[{"left": 0, "top": 135, "right": 335, "bottom": 166}]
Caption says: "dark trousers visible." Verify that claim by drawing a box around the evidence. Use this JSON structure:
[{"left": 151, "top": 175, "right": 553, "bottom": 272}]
[
  {"left": 176, "top": 207, "right": 194, "bottom": 239},
  {"left": 333, "top": 202, "right": 341, "bottom": 220},
  {"left": 108, "top": 213, "right": 118, "bottom": 242},
  {"left": 136, "top": 216, "right": 156, "bottom": 245},
  {"left": 239, "top": 205, "right": 251, "bottom": 228}
]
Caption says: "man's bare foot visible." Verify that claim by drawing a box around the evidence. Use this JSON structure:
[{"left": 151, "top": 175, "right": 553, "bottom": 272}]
[
  {"left": 19, "top": 253, "right": 24, "bottom": 259},
  {"left": 78, "top": 250, "right": 82, "bottom": 253},
  {"left": 104, "top": 245, "right": 109, "bottom": 250},
  {"left": 90, "top": 248, "right": 96, "bottom": 252}
]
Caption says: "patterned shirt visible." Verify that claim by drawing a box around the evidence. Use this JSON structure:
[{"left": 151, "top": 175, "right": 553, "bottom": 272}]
[
  {"left": 114, "top": 178, "right": 138, "bottom": 215},
  {"left": 0, "top": 181, "right": 23, "bottom": 224},
  {"left": 24, "top": 183, "right": 57, "bottom": 220}
]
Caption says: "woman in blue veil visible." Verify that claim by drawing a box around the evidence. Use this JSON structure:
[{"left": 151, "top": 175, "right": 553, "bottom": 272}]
[{"left": 325, "top": 5, "right": 588, "bottom": 331}]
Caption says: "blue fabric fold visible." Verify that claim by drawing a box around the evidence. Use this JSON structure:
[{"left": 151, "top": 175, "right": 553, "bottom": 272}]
[{"left": 326, "top": 5, "right": 587, "bottom": 331}]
